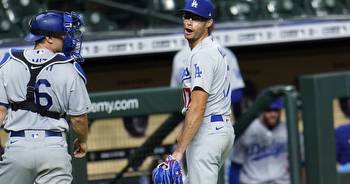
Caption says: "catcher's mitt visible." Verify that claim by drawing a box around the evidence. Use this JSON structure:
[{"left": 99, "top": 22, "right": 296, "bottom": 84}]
[{"left": 152, "top": 155, "right": 183, "bottom": 184}]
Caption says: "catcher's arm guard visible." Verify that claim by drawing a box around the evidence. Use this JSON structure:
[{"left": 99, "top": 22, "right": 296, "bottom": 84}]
[{"left": 152, "top": 155, "right": 183, "bottom": 184}]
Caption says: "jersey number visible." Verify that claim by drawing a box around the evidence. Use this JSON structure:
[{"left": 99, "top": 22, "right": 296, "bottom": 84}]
[{"left": 35, "top": 79, "right": 53, "bottom": 110}]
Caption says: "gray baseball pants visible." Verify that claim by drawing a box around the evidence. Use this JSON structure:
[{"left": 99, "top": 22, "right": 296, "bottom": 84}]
[
  {"left": 185, "top": 115, "right": 235, "bottom": 184},
  {"left": 0, "top": 130, "right": 72, "bottom": 184}
]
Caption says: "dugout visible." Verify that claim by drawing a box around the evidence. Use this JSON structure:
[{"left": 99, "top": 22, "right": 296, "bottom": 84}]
[{"left": 65, "top": 80, "right": 350, "bottom": 184}]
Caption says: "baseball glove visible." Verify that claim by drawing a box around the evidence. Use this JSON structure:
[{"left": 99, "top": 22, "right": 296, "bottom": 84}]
[{"left": 152, "top": 155, "right": 183, "bottom": 184}]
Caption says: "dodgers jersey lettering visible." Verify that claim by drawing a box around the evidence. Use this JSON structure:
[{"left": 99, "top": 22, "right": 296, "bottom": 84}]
[
  {"left": 0, "top": 49, "right": 91, "bottom": 131},
  {"left": 182, "top": 36, "right": 232, "bottom": 116},
  {"left": 171, "top": 44, "right": 244, "bottom": 89},
  {"left": 335, "top": 124, "right": 350, "bottom": 165},
  {"left": 231, "top": 119, "right": 290, "bottom": 184}
]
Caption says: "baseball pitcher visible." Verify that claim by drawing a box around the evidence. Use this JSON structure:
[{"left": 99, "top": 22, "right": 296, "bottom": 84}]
[
  {"left": 169, "top": 39, "right": 244, "bottom": 184},
  {"left": 153, "top": 0, "right": 236, "bottom": 183}
]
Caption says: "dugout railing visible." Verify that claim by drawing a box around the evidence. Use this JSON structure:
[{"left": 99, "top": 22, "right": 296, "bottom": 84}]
[
  {"left": 67, "top": 85, "right": 304, "bottom": 184},
  {"left": 68, "top": 87, "right": 183, "bottom": 184},
  {"left": 300, "top": 71, "right": 350, "bottom": 184},
  {"left": 68, "top": 86, "right": 303, "bottom": 184},
  {"left": 233, "top": 85, "right": 302, "bottom": 184}
]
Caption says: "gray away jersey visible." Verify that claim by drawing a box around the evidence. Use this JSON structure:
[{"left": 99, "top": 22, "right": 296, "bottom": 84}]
[
  {"left": 231, "top": 119, "right": 290, "bottom": 184},
  {"left": 0, "top": 49, "right": 91, "bottom": 132},
  {"left": 171, "top": 43, "right": 244, "bottom": 89},
  {"left": 182, "top": 36, "right": 232, "bottom": 116}
]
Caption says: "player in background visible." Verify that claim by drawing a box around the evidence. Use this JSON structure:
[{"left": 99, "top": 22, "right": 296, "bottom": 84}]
[
  {"left": 0, "top": 10, "right": 91, "bottom": 184},
  {"left": 229, "top": 96, "right": 290, "bottom": 184},
  {"left": 335, "top": 123, "right": 350, "bottom": 173},
  {"left": 171, "top": 0, "right": 235, "bottom": 183},
  {"left": 335, "top": 98, "right": 350, "bottom": 173}
]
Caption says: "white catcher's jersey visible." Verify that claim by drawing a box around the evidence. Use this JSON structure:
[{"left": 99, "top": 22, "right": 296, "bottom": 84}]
[
  {"left": 182, "top": 36, "right": 232, "bottom": 116},
  {"left": 171, "top": 42, "right": 244, "bottom": 90},
  {"left": 0, "top": 49, "right": 91, "bottom": 132},
  {"left": 231, "top": 119, "right": 290, "bottom": 184}
]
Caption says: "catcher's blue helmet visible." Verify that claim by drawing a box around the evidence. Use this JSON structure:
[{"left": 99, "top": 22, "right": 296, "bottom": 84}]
[{"left": 25, "top": 10, "right": 84, "bottom": 62}]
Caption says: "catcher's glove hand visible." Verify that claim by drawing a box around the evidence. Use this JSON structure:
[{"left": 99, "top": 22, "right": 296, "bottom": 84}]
[{"left": 152, "top": 155, "right": 183, "bottom": 184}]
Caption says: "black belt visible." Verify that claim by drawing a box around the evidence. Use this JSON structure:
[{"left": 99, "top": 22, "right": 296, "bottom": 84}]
[{"left": 10, "top": 130, "right": 62, "bottom": 137}]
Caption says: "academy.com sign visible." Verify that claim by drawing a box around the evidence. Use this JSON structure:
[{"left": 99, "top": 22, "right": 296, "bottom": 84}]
[{"left": 89, "top": 98, "right": 139, "bottom": 114}]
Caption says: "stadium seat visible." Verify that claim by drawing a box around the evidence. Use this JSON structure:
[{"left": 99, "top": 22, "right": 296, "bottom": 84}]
[
  {"left": 224, "top": 0, "right": 259, "bottom": 21},
  {"left": 83, "top": 1, "right": 138, "bottom": 30},
  {"left": 82, "top": 11, "right": 118, "bottom": 32},
  {"left": 154, "top": 0, "right": 176, "bottom": 13},
  {"left": 262, "top": 0, "right": 305, "bottom": 19},
  {"left": 343, "top": 0, "right": 350, "bottom": 13},
  {"left": 1, "top": 0, "right": 46, "bottom": 37},
  {"left": 0, "top": 7, "right": 23, "bottom": 40},
  {"left": 1, "top": 0, "right": 46, "bottom": 24},
  {"left": 307, "top": 0, "right": 346, "bottom": 16},
  {"left": 146, "top": 0, "right": 183, "bottom": 27},
  {"left": 159, "top": 0, "right": 185, "bottom": 13}
]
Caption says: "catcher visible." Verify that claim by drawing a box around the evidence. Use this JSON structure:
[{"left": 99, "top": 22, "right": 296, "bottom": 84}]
[{"left": 0, "top": 10, "right": 91, "bottom": 184}]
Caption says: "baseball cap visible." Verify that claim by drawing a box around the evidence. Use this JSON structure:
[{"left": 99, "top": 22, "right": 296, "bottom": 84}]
[
  {"left": 179, "top": 0, "right": 214, "bottom": 19},
  {"left": 269, "top": 98, "right": 283, "bottom": 110},
  {"left": 258, "top": 89, "right": 283, "bottom": 110}
]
